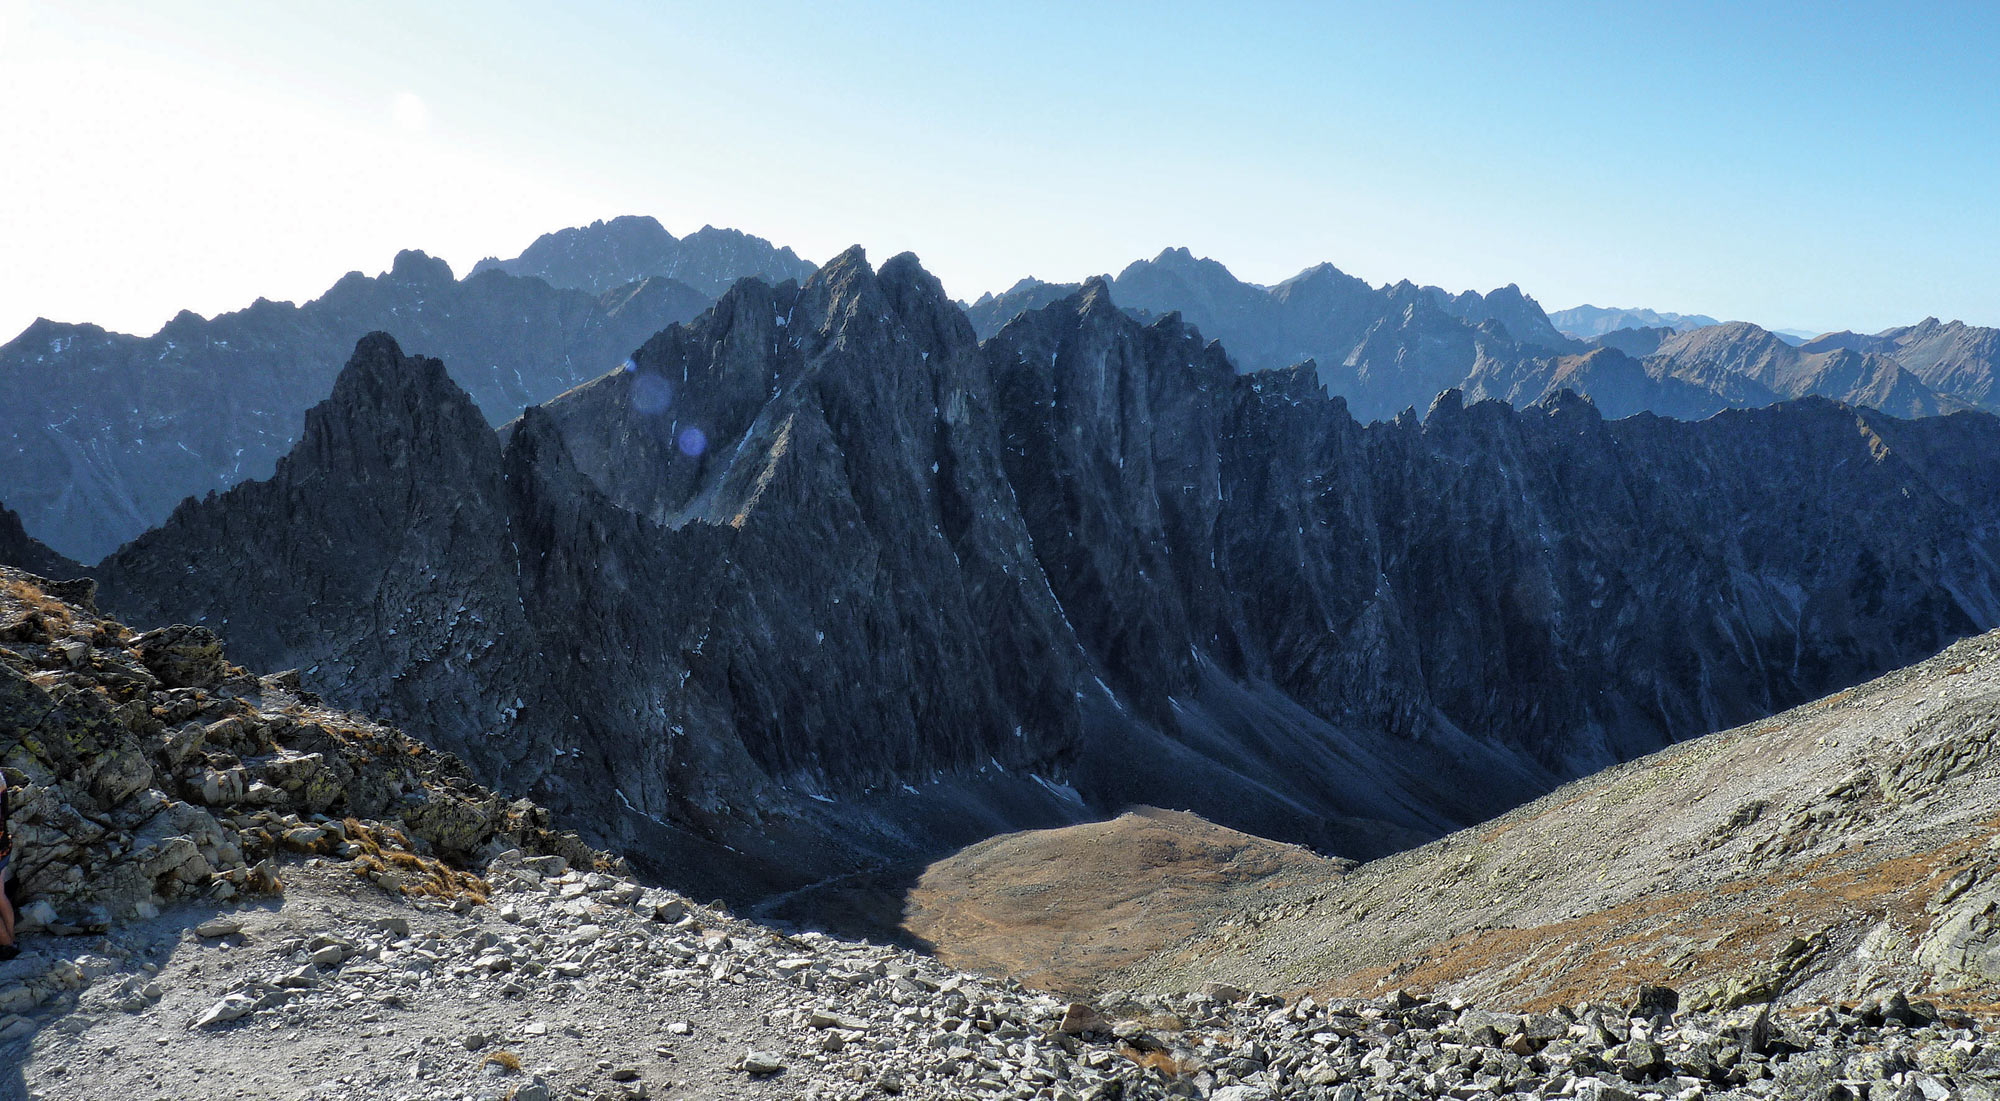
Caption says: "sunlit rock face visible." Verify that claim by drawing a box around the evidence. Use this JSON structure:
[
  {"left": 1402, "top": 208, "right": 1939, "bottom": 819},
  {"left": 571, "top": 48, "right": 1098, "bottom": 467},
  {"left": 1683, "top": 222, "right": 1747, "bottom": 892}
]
[{"left": 95, "top": 251, "right": 2000, "bottom": 899}]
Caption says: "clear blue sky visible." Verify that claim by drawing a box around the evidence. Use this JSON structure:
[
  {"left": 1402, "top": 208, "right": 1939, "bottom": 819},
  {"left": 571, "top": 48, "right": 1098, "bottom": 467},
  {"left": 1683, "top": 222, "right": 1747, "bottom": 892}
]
[{"left": 3, "top": 1, "right": 1995, "bottom": 340}]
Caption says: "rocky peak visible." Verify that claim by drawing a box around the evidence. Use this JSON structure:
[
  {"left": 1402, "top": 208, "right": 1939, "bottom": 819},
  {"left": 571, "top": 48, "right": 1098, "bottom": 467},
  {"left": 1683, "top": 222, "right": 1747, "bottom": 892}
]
[
  {"left": 471, "top": 216, "right": 814, "bottom": 298},
  {"left": 388, "top": 248, "right": 455, "bottom": 286},
  {"left": 1425, "top": 386, "right": 1467, "bottom": 421},
  {"left": 0, "top": 238, "right": 713, "bottom": 562},
  {"left": 875, "top": 251, "right": 976, "bottom": 358},
  {"left": 1532, "top": 385, "right": 1606, "bottom": 425},
  {"left": 285, "top": 332, "right": 501, "bottom": 482},
  {"left": 799, "top": 244, "right": 878, "bottom": 332},
  {"left": 1074, "top": 275, "right": 1123, "bottom": 322}
]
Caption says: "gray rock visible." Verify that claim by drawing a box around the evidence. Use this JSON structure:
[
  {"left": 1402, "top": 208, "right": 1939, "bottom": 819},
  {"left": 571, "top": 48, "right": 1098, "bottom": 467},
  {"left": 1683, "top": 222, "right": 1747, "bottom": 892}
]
[
  {"left": 191, "top": 993, "right": 257, "bottom": 1029},
  {"left": 131, "top": 624, "right": 227, "bottom": 689}
]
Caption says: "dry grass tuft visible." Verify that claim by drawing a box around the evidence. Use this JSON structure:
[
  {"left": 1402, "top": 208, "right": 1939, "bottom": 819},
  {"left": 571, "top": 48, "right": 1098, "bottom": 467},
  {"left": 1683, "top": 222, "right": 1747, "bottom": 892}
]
[
  {"left": 1, "top": 577, "right": 79, "bottom": 639},
  {"left": 1121, "top": 1047, "right": 1199, "bottom": 1077},
  {"left": 343, "top": 818, "right": 489, "bottom": 904}
]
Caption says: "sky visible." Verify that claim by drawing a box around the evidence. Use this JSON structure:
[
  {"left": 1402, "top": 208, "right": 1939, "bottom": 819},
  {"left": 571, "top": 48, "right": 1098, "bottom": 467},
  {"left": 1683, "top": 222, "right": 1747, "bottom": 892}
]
[{"left": 2, "top": 1, "right": 1997, "bottom": 342}]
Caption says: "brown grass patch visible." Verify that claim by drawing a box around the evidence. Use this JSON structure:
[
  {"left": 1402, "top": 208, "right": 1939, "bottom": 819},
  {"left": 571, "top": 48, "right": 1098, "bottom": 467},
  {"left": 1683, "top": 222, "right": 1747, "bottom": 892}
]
[
  {"left": 1120, "top": 1047, "right": 1198, "bottom": 1077},
  {"left": 343, "top": 818, "right": 488, "bottom": 904},
  {"left": 1318, "top": 819, "right": 2000, "bottom": 1011},
  {"left": 1, "top": 577, "right": 74, "bottom": 619}
]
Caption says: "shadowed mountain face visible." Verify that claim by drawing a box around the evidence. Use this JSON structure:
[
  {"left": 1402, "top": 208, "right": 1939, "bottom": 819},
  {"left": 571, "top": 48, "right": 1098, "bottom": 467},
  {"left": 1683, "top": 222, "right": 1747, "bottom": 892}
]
[
  {"left": 0, "top": 251, "right": 713, "bottom": 562},
  {"left": 92, "top": 253, "right": 2000, "bottom": 899},
  {"left": 471, "top": 215, "right": 817, "bottom": 298},
  {"left": 0, "top": 502, "right": 80, "bottom": 581}
]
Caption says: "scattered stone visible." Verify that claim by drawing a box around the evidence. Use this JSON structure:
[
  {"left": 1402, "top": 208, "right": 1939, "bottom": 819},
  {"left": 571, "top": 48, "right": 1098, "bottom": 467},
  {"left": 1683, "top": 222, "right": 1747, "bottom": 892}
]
[
  {"left": 807, "top": 1009, "right": 867, "bottom": 1031},
  {"left": 1058, "top": 1001, "right": 1107, "bottom": 1035},
  {"left": 191, "top": 994, "right": 257, "bottom": 1029}
]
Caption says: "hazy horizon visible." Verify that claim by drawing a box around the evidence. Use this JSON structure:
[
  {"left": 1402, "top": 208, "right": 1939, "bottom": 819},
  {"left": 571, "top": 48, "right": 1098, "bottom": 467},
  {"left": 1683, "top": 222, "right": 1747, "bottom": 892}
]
[{"left": 4, "top": 1, "right": 1996, "bottom": 342}]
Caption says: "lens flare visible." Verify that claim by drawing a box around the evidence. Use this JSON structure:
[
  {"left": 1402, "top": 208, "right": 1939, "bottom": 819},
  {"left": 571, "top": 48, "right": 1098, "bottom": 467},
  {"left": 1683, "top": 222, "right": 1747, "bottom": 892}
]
[
  {"left": 677, "top": 426, "right": 708, "bottom": 457},
  {"left": 630, "top": 372, "right": 673, "bottom": 415}
]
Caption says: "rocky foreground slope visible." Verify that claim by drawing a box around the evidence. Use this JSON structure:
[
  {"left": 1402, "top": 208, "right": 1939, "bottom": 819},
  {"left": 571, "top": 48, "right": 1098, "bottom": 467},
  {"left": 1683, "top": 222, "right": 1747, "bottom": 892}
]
[{"left": 5, "top": 569, "right": 1998, "bottom": 1101}]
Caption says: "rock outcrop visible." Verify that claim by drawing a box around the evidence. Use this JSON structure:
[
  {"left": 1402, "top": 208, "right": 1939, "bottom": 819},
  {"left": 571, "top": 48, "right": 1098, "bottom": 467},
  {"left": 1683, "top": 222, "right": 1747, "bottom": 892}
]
[
  {"left": 0, "top": 567, "right": 601, "bottom": 936},
  {"left": 93, "top": 254, "right": 2000, "bottom": 900}
]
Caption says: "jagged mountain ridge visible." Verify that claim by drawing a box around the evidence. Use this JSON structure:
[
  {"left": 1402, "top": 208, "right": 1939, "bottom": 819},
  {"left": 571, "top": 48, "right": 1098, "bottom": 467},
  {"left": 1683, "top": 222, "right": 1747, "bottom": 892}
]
[
  {"left": 85, "top": 250, "right": 2000, "bottom": 899},
  {"left": 0, "top": 251, "right": 713, "bottom": 562},
  {"left": 968, "top": 251, "right": 1973, "bottom": 423},
  {"left": 470, "top": 215, "right": 817, "bottom": 298}
]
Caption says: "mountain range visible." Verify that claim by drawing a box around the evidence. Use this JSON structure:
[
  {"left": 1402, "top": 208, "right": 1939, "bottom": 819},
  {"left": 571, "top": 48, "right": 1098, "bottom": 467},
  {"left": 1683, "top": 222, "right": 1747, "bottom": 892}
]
[
  {"left": 38, "top": 248, "right": 1999, "bottom": 901},
  {"left": 9, "top": 220, "right": 2000, "bottom": 565},
  {"left": 0, "top": 221, "right": 813, "bottom": 562},
  {"left": 965, "top": 249, "right": 1995, "bottom": 425}
]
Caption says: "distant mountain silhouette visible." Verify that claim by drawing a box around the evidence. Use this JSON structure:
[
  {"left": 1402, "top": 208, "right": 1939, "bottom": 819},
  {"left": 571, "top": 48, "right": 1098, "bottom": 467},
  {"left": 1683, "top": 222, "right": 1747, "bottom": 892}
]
[
  {"left": 1548, "top": 303, "right": 1722, "bottom": 338},
  {"left": 471, "top": 215, "right": 815, "bottom": 297}
]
